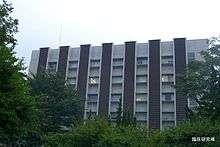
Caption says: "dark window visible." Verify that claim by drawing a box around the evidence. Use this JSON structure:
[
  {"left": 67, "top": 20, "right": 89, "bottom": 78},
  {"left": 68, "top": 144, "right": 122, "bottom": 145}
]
[
  {"left": 137, "top": 57, "right": 148, "bottom": 65},
  {"left": 47, "top": 62, "right": 57, "bottom": 73},
  {"left": 188, "top": 52, "right": 195, "bottom": 62},
  {"left": 88, "top": 94, "right": 98, "bottom": 102},
  {"left": 164, "top": 94, "right": 172, "bottom": 101},
  {"left": 90, "top": 60, "right": 100, "bottom": 67},
  {"left": 113, "top": 58, "right": 123, "bottom": 66},
  {"left": 69, "top": 61, "right": 78, "bottom": 69}
]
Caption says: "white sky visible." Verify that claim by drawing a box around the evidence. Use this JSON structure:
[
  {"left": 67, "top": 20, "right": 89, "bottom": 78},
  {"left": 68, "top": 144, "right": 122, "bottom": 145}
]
[{"left": 9, "top": 0, "right": 220, "bottom": 67}]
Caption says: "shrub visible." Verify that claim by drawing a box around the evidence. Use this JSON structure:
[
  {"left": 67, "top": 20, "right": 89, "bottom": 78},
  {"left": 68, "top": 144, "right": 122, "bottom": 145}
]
[
  {"left": 44, "top": 119, "right": 220, "bottom": 147},
  {"left": 149, "top": 119, "right": 220, "bottom": 147},
  {"left": 44, "top": 119, "right": 149, "bottom": 147}
]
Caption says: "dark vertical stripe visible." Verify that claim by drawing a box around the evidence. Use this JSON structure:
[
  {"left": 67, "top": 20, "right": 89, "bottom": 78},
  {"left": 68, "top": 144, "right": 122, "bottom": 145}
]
[
  {"left": 123, "top": 41, "right": 135, "bottom": 113},
  {"left": 149, "top": 40, "right": 160, "bottom": 130},
  {"left": 57, "top": 46, "right": 69, "bottom": 78},
  {"left": 77, "top": 44, "right": 90, "bottom": 117},
  {"left": 98, "top": 43, "right": 113, "bottom": 118},
  {"left": 174, "top": 38, "right": 187, "bottom": 123},
  {"left": 37, "top": 47, "right": 49, "bottom": 73}
]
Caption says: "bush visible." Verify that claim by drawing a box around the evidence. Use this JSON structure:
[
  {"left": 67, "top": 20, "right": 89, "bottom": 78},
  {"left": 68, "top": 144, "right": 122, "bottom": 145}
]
[
  {"left": 44, "top": 119, "right": 220, "bottom": 147},
  {"left": 44, "top": 119, "right": 149, "bottom": 147},
  {"left": 149, "top": 119, "right": 220, "bottom": 147}
]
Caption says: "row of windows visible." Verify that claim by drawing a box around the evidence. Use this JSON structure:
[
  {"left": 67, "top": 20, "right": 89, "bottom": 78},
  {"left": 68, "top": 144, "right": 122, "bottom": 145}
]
[
  {"left": 160, "top": 55, "right": 175, "bottom": 126},
  {"left": 47, "top": 62, "right": 57, "bottom": 73},
  {"left": 86, "top": 60, "right": 101, "bottom": 114},
  {"left": 137, "top": 57, "right": 148, "bottom": 65},
  {"left": 46, "top": 52, "right": 196, "bottom": 72},
  {"left": 88, "top": 74, "right": 147, "bottom": 84},
  {"left": 88, "top": 95, "right": 172, "bottom": 102},
  {"left": 86, "top": 93, "right": 173, "bottom": 102},
  {"left": 161, "top": 75, "right": 173, "bottom": 82}
]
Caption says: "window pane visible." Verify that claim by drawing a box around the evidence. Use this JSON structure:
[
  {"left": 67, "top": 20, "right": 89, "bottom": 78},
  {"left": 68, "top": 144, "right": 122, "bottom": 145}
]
[
  {"left": 90, "top": 60, "right": 100, "bottom": 67},
  {"left": 68, "top": 69, "right": 77, "bottom": 77},
  {"left": 111, "top": 85, "right": 122, "bottom": 93},
  {"left": 111, "top": 94, "right": 121, "bottom": 102},
  {"left": 162, "top": 103, "right": 174, "bottom": 112},
  {"left": 162, "top": 113, "right": 174, "bottom": 121},
  {"left": 88, "top": 94, "right": 98, "bottom": 102},
  {"left": 161, "top": 58, "right": 173, "bottom": 64},
  {"left": 136, "top": 75, "right": 147, "bottom": 83},
  {"left": 162, "top": 85, "right": 174, "bottom": 93},
  {"left": 112, "top": 67, "right": 123, "bottom": 76},
  {"left": 47, "top": 62, "right": 57, "bottom": 73},
  {"left": 88, "top": 85, "right": 98, "bottom": 94},
  {"left": 162, "top": 75, "right": 173, "bottom": 82},
  {"left": 136, "top": 94, "right": 147, "bottom": 101},
  {"left": 136, "top": 84, "right": 147, "bottom": 93},
  {"left": 110, "top": 103, "right": 119, "bottom": 112},
  {"left": 135, "top": 112, "right": 147, "bottom": 121},
  {"left": 136, "top": 103, "right": 147, "bottom": 112},
  {"left": 87, "top": 103, "right": 97, "bottom": 112},
  {"left": 67, "top": 77, "right": 76, "bottom": 84},
  {"left": 165, "top": 94, "right": 172, "bottom": 100},
  {"left": 113, "top": 58, "right": 123, "bottom": 66},
  {"left": 89, "top": 77, "right": 99, "bottom": 84},
  {"left": 69, "top": 61, "right": 78, "bottom": 68},
  {"left": 162, "top": 66, "right": 173, "bottom": 74},
  {"left": 137, "top": 57, "right": 148, "bottom": 65},
  {"left": 112, "top": 76, "right": 123, "bottom": 83},
  {"left": 137, "top": 66, "right": 148, "bottom": 75},
  {"left": 188, "top": 52, "right": 195, "bottom": 62},
  {"left": 90, "top": 68, "right": 99, "bottom": 77}
]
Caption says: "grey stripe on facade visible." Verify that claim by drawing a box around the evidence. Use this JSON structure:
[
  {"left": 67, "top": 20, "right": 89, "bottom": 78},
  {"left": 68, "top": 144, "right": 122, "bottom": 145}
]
[
  {"left": 77, "top": 44, "right": 90, "bottom": 116},
  {"left": 123, "top": 41, "right": 136, "bottom": 113},
  {"left": 174, "top": 38, "right": 187, "bottom": 123},
  {"left": 98, "top": 43, "right": 113, "bottom": 118},
  {"left": 57, "top": 46, "right": 69, "bottom": 77},
  {"left": 37, "top": 47, "right": 49, "bottom": 73},
  {"left": 149, "top": 40, "right": 161, "bottom": 130}
]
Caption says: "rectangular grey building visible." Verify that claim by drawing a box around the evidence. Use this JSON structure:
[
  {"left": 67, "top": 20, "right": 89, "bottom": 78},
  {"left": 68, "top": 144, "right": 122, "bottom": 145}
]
[{"left": 29, "top": 38, "right": 208, "bottom": 129}]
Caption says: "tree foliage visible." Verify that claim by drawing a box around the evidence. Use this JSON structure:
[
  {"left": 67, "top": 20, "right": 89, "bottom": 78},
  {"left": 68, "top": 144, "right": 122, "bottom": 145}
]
[
  {"left": 114, "top": 97, "right": 136, "bottom": 127},
  {"left": 0, "top": 46, "right": 39, "bottom": 145},
  {"left": 0, "top": 0, "right": 18, "bottom": 49},
  {"left": 148, "top": 119, "right": 220, "bottom": 147},
  {"left": 45, "top": 119, "right": 220, "bottom": 147},
  {"left": 176, "top": 38, "right": 220, "bottom": 121},
  {"left": 44, "top": 119, "right": 149, "bottom": 147},
  {"left": 0, "top": 1, "right": 39, "bottom": 145},
  {"left": 29, "top": 72, "right": 83, "bottom": 134}
]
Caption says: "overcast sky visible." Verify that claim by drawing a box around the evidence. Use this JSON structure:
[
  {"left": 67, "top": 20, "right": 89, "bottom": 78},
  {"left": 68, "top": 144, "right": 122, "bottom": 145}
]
[{"left": 10, "top": 0, "right": 220, "bottom": 67}]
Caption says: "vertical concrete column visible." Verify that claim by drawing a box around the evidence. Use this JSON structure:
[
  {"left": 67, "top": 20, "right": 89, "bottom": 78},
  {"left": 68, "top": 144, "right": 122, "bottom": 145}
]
[
  {"left": 98, "top": 43, "right": 113, "bottom": 118},
  {"left": 149, "top": 40, "right": 161, "bottom": 130}
]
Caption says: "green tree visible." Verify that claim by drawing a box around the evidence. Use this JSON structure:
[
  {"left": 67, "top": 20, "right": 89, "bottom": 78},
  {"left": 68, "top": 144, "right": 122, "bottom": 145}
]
[
  {"left": 29, "top": 72, "right": 83, "bottom": 134},
  {"left": 115, "top": 97, "right": 136, "bottom": 127},
  {"left": 176, "top": 37, "right": 220, "bottom": 121},
  {"left": 115, "top": 97, "right": 123, "bottom": 126},
  {"left": 0, "top": 0, "right": 18, "bottom": 49},
  {"left": 148, "top": 119, "right": 220, "bottom": 147},
  {"left": 44, "top": 119, "right": 149, "bottom": 147},
  {"left": 0, "top": 1, "right": 39, "bottom": 145}
]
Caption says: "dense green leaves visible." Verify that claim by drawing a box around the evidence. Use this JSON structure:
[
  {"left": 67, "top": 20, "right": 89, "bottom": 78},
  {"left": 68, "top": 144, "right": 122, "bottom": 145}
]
[
  {"left": 149, "top": 119, "right": 220, "bottom": 147},
  {"left": 0, "top": 42, "right": 40, "bottom": 146},
  {"left": 176, "top": 38, "right": 220, "bottom": 121},
  {"left": 29, "top": 72, "right": 83, "bottom": 134},
  {"left": 44, "top": 119, "right": 149, "bottom": 147},
  {"left": 0, "top": 1, "right": 39, "bottom": 145},
  {"left": 114, "top": 97, "right": 136, "bottom": 127},
  {"left": 0, "top": 0, "right": 18, "bottom": 49},
  {"left": 44, "top": 119, "right": 220, "bottom": 147}
]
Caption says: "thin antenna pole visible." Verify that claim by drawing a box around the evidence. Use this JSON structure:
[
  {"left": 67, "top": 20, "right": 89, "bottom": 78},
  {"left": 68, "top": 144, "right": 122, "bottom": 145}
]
[{"left": 58, "top": 24, "right": 62, "bottom": 46}]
